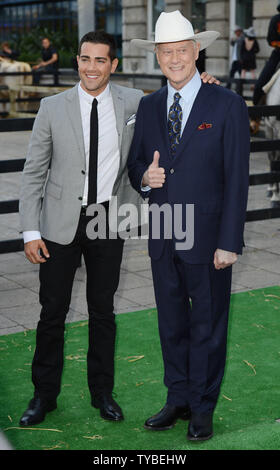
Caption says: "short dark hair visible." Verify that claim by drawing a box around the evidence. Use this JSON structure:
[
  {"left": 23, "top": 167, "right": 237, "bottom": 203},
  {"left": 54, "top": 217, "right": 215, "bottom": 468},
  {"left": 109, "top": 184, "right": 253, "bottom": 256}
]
[{"left": 78, "top": 30, "right": 117, "bottom": 61}]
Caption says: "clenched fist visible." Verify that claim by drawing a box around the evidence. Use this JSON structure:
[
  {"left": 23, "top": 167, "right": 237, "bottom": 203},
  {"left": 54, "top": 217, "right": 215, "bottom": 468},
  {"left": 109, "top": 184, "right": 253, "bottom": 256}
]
[
  {"left": 142, "top": 150, "right": 165, "bottom": 188},
  {"left": 214, "top": 249, "right": 237, "bottom": 270}
]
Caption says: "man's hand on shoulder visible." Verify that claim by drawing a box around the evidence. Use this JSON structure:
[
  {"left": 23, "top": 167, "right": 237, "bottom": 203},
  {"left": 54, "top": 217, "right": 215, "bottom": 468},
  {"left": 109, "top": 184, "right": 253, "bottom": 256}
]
[
  {"left": 24, "top": 239, "right": 50, "bottom": 264},
  {"left": 200, "top": 72, "right": 221, "bottom": 85},
  {"left": 214, "top": 249, "right": 237, "bottom": 270}
]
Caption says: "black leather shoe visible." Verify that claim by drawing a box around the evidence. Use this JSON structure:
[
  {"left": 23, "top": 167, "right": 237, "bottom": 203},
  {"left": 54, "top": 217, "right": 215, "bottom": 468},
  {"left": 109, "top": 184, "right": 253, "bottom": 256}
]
[
  {"left": 19, "top": 397, "right": 57, "bottom": 426},
  {"left": 92, "top": 395, "right": 124, "bottom": 421},
  {"left": 187, "top": 412, "right": 213, "bottom": 441},
  {"left": 144, "top": 404, "right": 191, "bottom": 431}
]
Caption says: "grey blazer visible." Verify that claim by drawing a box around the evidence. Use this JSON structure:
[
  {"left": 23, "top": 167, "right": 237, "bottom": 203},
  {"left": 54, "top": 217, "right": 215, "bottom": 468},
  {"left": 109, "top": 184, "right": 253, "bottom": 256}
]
[{"left": 19, "top": 82, "right": 145, "bottom": 244}]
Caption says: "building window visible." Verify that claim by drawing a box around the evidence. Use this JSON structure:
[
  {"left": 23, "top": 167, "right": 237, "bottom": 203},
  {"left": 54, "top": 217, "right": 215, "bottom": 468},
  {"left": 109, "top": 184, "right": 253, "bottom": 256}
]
[
  {"left": 95, "top": 0, "right": 122, "bottom": 59},
  {"left": 147, "top": 0, "right": 165, "bottom": 72},
  {"left": 0, "top": 0, "right": 78, "bottom": 41},
  {"left": 236, "top": 0, "right": 253, "bottom": 29},
  {"left": 191, "top": 0, "right": 206, "bottom": 32},
  {"left": 0, "top": 1, "right": 78, "bottom": 67}
]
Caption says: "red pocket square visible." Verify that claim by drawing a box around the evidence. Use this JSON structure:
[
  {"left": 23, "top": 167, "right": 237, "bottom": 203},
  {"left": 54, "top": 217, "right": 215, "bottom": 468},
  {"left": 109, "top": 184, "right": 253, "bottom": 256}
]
[{"left": 198, "top": 122, "right": 213, "bottom": 130}]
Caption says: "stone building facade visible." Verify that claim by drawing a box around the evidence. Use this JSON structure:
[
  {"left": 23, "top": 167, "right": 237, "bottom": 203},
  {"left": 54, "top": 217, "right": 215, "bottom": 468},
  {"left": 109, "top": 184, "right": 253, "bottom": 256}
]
[{"left": 122, "top": 0, "right": 280, "bottom": 76}]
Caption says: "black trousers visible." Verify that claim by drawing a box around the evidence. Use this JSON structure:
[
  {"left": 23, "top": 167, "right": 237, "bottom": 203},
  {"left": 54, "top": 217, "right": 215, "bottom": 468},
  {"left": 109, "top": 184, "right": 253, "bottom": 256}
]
[
  {"left": 32, "top": 208, "right": 124, "bottom": 401},
  {"left": 253, "top": 48, "right": 280, "bottom": 105},
  {"left": 32, "top": 64, "right": 58, "bottom": 85},
  {"left": 226, "top": 60, "right": 242, "bottom": 90}
]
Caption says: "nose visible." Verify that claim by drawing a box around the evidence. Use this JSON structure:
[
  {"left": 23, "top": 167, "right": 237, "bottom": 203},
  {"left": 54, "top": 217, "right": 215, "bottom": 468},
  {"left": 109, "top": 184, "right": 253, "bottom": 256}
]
[{"left": 170, "top": 51, "right": 180, "bottom": 63}]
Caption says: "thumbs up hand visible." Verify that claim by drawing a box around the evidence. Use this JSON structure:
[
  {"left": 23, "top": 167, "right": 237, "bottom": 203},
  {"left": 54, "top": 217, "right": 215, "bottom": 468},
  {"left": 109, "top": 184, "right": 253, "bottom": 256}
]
[{"left": 142, "top": 151, "right": 166, "bottom": 188}]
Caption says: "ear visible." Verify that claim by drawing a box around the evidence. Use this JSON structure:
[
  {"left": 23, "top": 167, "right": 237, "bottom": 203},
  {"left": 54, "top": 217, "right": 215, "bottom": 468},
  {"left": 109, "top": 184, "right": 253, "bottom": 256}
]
[{"left": 111, "top": 58, "right": 119, "bottom": 73}]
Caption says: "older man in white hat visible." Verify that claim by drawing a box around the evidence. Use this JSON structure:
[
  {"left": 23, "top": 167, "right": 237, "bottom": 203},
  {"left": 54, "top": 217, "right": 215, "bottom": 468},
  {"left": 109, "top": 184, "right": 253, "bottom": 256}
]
[{"left": 128, "top": 10, "right": 250, "bottom": 441}]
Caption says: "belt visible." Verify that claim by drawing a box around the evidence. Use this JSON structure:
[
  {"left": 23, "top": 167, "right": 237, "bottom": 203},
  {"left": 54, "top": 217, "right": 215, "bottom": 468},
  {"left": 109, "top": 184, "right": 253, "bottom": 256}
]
[
  {"left": 81, "top": 205, "right": 88, "bottom": 215},
  {"left": 81, "top": 201, "right": 109, "bottom": 216}
]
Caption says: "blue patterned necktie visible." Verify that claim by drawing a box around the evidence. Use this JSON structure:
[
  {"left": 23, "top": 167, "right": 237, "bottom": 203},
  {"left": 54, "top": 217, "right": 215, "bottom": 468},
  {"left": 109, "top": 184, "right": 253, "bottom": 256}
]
[{"left": 168, "top": 92, "right": 182, "bottom": 157}]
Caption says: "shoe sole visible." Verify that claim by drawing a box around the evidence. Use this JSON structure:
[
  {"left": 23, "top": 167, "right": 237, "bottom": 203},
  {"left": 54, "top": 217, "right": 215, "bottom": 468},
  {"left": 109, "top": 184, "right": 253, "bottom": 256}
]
[
  {"left": 144, "top": 423, "right": 174, "bottom": 431},
  {"left": 92, "top": 403, "right": 124, "bottom": 421},
  {"left": 144, "top": 415, "right": 190, "bottom": 431},
  {"left": 100, "top": 413, "right": 124, "bottom": 421},
  {"left": 187, "top": 432, "right": 213, "bottom": 442}
]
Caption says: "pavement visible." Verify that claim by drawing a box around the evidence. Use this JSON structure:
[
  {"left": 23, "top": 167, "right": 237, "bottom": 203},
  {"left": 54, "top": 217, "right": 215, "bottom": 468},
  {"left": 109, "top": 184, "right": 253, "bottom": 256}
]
[{"left": 0, "top": 125, "right": 280, "bottom": 336}]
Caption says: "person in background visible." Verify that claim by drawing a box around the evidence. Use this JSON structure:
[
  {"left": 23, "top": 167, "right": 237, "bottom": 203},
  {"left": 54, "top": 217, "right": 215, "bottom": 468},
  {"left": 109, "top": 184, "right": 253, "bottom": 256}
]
[
  {"left": 240, "top": 27, "right": 259, "bottom": 87},
  {"left": 32, "top": 37, "right": 59, "bottom": 85},
  {"left": 226, "top": 25, "right": 244, "bottom": 90},
  {"left": 0, "top": 41, "right": 19, "bottom": 60},
  {"left": 250, "top": 1, "right": 280, "bottom": 134}
]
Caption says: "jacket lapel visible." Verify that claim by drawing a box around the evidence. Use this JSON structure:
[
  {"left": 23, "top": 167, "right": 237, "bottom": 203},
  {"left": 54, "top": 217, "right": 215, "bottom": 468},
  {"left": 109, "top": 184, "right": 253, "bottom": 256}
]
[
  {"left": 65, "top": 84, "right": 86, "bottom": 164},
  {"left": 110, "top": 82, "right": 125, "bottom": 149},
  {"left": 175, "top": 83, "right": 215, "bottom": 160}
]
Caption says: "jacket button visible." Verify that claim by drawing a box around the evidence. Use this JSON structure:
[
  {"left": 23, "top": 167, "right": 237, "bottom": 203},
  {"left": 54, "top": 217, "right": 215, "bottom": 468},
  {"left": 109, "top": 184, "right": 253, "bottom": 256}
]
[
  {"left": 81, "top": 170, "right": 85, "bottom": 175},
  {"left": 170, "top": 168, "right": 174, "bottom": 174},
  {"left": 78, "top": 197, "right": 83, "bottom": 200}
]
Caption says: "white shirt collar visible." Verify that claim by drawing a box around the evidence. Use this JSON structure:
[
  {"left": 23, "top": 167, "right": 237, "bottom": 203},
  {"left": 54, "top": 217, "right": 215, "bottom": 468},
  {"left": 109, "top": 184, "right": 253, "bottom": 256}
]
[
  {"left": 167, "top": 69, "right": 201, "bottom": 103},
  {"left": 78, "top": 81, "right": 111, "bottom": 104}
]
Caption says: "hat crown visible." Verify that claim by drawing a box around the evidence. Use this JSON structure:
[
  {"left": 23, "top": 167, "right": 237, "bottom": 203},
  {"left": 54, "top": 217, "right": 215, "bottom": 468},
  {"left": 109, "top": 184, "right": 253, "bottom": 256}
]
[{"left": 155, "top": 10, "right": 195, "bottom": 43}]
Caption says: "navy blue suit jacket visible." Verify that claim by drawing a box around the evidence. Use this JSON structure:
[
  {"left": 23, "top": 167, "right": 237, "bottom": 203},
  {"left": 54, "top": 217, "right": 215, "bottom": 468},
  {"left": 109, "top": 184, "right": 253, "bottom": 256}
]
[{"left": 128, "top": 82, "right": 250, "bottom": 263}]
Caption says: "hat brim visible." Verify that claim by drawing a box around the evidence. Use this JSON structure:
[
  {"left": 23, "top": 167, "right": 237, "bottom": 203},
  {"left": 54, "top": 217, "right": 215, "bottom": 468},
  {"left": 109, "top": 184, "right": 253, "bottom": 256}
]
[{"left": 131, "top": 31, "right": 220, "bottom": 52}]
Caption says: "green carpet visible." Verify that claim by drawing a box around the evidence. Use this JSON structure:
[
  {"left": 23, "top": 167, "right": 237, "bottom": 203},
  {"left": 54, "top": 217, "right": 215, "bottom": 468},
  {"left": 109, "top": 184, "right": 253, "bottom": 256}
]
[{"left": 1, "top": 286, "right": 280, "bottom": 450}]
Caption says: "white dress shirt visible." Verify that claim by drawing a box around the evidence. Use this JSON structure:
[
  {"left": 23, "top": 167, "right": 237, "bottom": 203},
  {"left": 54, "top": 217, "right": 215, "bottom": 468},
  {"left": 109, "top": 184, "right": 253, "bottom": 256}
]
[
  {"left": 23, "top": 82, "right": 120, "bottom": 244},
  {"left": 167, "top": 68, "right": 201, "bottom": 134},
  {"left": 78, "top": 82, "right": 119, "bottom": 206}
]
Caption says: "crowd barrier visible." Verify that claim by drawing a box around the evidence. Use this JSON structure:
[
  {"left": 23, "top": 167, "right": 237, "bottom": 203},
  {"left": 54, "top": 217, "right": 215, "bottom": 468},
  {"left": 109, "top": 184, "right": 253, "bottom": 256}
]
[
  {"left": 0, "top": 75, "right": 279, "bottom": 254},
  {"left": 0, "top": 70, "right": 257, "bottom": 117}
]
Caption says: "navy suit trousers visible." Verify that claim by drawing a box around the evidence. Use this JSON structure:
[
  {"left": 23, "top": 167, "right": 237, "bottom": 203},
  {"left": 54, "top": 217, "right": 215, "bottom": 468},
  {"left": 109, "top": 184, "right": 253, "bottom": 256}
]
[{"left": 151, "top": 240, "right": 232, "bottom": 414}]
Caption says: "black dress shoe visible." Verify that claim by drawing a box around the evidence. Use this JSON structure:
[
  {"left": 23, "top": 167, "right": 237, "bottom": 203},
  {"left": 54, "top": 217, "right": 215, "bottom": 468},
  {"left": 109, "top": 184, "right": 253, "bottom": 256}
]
[
  {"left": 187, "top": 412, "right": 213, "bottom": 441},
  {"left": 92, "top": 395, "right": 124, "bottom": 421},
  {"left": 144, "top": 404, "right": 191, "bottom": 431},
  {"left": 19, "top": 397, "right": 57, "bottom": 426}
]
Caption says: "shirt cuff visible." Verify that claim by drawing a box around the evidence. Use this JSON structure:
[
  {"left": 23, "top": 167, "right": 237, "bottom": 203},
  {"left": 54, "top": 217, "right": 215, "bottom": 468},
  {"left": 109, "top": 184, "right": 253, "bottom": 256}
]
[
  {"left": 23, "top": 231, "right": 41, "bottom": 244},
  {"left": 141, "top": 185, "right": 151, "bottom": 192}
]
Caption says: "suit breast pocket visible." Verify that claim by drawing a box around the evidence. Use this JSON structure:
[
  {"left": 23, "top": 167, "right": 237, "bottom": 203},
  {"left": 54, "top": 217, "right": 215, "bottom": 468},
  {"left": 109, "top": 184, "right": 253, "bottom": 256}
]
[
  {"left": 45, "top": 179, "right": 63, "bottom": 200},
  {"left": 124, "top": 122, "right": 135, "bottom": 134}
]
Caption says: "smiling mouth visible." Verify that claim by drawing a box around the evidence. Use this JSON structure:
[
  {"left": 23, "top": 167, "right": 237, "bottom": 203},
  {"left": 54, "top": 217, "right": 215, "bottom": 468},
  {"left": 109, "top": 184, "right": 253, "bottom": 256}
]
[{"left": 86, "top": 74, "right": 99, "bottom": 79}]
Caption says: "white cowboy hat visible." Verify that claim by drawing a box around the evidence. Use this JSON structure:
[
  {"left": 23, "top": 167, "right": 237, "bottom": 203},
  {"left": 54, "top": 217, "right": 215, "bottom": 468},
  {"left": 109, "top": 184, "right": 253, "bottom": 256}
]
[{"left": 131, "top": 10, "right": 220, "bottom": 52}]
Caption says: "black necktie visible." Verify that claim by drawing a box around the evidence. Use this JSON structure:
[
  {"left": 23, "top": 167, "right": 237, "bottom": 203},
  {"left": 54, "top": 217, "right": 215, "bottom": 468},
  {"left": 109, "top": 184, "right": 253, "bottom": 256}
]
[{"left": 87, "top": 98, "right": 98, "bottom": 205}]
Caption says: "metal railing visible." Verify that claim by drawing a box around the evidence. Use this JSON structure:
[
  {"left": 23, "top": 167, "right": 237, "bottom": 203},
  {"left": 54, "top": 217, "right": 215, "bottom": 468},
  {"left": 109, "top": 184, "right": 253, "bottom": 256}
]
[{"left": 0, "top": 76, "right": 279, "bottom": 254}]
